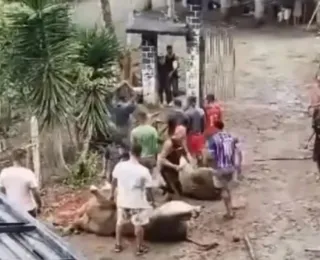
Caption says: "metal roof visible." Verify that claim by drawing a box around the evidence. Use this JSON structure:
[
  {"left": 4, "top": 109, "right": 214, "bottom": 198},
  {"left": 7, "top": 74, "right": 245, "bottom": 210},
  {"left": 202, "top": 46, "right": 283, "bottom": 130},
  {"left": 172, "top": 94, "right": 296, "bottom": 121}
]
[
  {"left": 126, "top": 11, "right": 189, "bottom": 36},
  {"left": 0, "top": 194, "right": 85, "bottom": 260}
]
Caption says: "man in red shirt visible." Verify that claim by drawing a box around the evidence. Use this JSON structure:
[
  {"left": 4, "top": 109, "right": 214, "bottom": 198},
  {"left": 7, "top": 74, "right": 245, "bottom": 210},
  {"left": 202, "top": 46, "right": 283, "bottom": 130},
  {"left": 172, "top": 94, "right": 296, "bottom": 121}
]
[{"left": 204, "top": 94, "right": 222, "bottom": 139}]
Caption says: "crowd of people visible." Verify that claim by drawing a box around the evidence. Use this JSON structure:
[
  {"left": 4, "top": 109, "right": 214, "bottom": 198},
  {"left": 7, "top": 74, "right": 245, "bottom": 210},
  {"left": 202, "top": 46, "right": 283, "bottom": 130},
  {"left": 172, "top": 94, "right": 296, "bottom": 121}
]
[
  {"left": 106, "top": 91, "right": 242, "bottom": 255},
  {"left": 0, "top": 44, "right": 243, "bottom": 256},
  {"left": 0, "top": 91, "right": 242, "bottom": 256}
]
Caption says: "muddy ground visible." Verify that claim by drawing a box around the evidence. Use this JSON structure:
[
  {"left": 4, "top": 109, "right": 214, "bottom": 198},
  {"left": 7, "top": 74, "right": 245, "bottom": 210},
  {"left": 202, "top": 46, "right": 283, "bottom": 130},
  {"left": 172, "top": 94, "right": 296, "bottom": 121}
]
[{"left": 64, "top": 27, "right": 320, "bottom": 260}]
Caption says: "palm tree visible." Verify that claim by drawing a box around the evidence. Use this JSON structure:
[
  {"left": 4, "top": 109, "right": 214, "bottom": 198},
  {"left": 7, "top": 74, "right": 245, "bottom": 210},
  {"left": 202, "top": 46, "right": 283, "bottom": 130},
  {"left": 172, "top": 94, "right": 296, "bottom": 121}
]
[
  {"left": 3, "top": 0, "right": 121, "bottom": 179},
  {"left": 73, "top": 27, "right": 121, "bottom": 156},
  {"left": 4, "top": 0, "right": 76, "bottom": 173},
  {"left": 99, "top": 0, "right": 114, "bottom": 32}
]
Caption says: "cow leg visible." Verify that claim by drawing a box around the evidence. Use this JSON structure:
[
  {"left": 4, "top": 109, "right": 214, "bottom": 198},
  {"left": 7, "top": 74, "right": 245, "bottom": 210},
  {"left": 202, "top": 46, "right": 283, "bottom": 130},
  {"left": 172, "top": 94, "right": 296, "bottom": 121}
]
[{"left": 90, "top": 185, "right": 109, "bottom": 205}]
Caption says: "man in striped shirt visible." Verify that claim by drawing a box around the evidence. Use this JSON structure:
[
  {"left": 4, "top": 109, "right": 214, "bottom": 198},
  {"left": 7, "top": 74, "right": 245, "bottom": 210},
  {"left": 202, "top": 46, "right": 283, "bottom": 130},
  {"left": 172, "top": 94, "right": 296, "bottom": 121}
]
[{"left": 207, "top": 121, "right": 237, "bottom": 219}]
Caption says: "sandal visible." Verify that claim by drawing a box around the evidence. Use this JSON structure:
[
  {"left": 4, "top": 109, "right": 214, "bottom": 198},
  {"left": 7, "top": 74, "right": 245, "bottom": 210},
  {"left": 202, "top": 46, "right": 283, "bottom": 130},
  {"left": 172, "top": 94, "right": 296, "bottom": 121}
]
[
  {"left": 114, "top": 244, "right": 123, "bottom": 253},
  {"left": 136, "top": 245, "right": 149, "bottom": 256}
]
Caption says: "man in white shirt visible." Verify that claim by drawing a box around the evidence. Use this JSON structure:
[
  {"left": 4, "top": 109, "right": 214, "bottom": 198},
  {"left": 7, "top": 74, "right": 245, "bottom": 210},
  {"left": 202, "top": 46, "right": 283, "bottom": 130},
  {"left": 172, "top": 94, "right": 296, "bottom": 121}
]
[
  {"left": 110, "top": 143, "right": 154, "bottom": 256},
  {"left": 0, "top": 148, "right": 42, "bottom": 218}
]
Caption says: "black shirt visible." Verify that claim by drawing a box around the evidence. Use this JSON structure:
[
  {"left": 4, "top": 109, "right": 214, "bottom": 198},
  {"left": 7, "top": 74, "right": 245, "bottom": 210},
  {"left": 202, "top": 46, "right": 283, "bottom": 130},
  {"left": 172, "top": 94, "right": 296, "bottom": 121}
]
[
  {"left": 165, "top": 54, "right": 178, "bottom": 78},
  {"left": 158, "top": 61, "right": 168, "bottom": 83}
]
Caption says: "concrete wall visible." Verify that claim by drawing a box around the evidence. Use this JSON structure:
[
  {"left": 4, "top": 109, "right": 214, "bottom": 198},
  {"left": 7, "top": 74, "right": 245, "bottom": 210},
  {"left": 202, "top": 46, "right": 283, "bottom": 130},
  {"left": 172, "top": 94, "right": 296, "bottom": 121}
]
[{"left": 72, "top": 0, "right": 167, "bottom": 41}]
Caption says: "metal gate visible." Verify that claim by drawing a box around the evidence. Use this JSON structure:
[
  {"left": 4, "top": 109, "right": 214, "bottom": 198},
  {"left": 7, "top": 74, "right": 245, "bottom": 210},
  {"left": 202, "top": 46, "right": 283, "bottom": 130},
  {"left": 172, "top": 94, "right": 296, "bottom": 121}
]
[{"left": 202, "top": 28, "right": 236, "bottom": 101}]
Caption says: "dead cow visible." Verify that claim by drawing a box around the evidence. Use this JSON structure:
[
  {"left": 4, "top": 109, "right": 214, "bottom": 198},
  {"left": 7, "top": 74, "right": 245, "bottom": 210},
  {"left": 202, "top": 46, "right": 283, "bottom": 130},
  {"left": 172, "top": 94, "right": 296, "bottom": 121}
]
[
  {"left": 68, "top": 185, "right": 217, "bottom": 248},
  {"left": 179, "top": 157, "right": 222, "bottom": 200}
]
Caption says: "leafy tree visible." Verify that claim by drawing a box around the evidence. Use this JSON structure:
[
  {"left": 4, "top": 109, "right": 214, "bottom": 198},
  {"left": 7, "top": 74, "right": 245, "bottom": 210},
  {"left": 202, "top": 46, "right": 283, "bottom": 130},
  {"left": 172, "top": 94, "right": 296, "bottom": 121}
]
[
  {"left": 1, "top": 0, "right": 122, "bottom": 178},
  {"left": 73, "top": 27, "right": 121, "bottom": 140}
]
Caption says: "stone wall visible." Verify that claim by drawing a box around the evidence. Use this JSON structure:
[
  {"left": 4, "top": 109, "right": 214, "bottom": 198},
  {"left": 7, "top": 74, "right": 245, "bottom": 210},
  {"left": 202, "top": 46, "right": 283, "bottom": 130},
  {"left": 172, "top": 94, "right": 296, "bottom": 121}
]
[{"left": 185, "top": 0, "right": 201, "bottom": 103}]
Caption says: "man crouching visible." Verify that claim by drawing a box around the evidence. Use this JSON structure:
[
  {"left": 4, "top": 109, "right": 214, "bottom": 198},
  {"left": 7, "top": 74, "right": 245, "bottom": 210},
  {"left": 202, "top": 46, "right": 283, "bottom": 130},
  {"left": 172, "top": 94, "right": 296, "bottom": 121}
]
[{"left": 110, "top": 143, "right": 154, "bottom": 256}]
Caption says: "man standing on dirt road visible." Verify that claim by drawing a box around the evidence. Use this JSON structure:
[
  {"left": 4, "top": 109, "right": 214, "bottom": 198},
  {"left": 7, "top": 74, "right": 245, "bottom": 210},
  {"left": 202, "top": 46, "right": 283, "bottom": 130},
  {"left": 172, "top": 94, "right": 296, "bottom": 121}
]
[
  {"left": 207, "top": 121, "right": 237, "bottom": 219},
  {"left": 307, "top": 75, "right": 320, "bottom": 124},
  {"left": 157, "top": 56, "right": 171, "bottom": 106},
  {"left": 167, "top": 98, "right": 188, "bottom": 126},
  {"left": 185, "top": 96, "right": 206, "bottom": 164},
  {"left": 165, "top": 45, "right": 179, "bottom": 99},
  {"left": 112, "top": 92, "right": 136, "bottom": 145},
  {"left": 110, "top": 143, "right": 154, "bottom": 256},
  {"left": 131, "top": 110, "right": 159, "bottom": 172},
  {"left": 203, "top": 94, "right": 223, "bottom": 139},
  {"left": 307, "top": 76, "right": 320, "bottom": 179},
  {"left": 0, "top": 148, "right": 42, "bottom": 218}
]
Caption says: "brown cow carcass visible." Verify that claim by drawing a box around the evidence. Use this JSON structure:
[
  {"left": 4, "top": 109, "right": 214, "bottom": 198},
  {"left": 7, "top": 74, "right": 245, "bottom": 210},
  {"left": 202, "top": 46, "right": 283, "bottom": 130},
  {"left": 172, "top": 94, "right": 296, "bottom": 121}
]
[
  {"left": 179, "top": 157, "right": 222, "bottom": 200},
  {"left": 69, "top": 184, "right": 202, "bottom": 242}
]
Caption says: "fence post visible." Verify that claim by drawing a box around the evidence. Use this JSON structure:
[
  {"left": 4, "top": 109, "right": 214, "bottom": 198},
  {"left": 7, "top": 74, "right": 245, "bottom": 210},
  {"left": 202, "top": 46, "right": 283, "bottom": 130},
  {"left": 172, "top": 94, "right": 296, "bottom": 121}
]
[{"left": 30, "top": 116, "right": 41, "bottom": 187}]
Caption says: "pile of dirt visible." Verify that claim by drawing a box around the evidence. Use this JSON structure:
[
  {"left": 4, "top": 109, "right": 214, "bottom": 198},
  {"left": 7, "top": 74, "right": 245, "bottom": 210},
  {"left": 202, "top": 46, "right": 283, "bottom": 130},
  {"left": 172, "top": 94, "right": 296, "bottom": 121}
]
[{"left": 42, "top": 186, "right": 90, "bottom": 226}]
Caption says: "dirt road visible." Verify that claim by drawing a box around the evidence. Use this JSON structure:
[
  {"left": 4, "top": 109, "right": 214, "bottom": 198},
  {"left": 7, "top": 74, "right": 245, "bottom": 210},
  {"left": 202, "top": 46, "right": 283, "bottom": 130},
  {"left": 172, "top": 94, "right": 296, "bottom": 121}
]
[{"left": 66, "top": 28, "right": 320, "bottom": 260}]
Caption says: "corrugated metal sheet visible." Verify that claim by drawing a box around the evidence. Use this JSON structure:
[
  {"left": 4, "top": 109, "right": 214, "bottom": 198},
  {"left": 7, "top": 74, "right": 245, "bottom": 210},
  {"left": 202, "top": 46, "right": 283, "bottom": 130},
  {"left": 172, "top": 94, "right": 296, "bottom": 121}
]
[{"left": 0, "top": 194, "right": 85, "bottom": 260}]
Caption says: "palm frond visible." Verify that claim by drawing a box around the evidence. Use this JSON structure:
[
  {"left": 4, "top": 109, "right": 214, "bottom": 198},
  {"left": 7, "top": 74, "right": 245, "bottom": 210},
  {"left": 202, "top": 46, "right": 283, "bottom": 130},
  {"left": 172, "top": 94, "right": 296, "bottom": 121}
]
[
  {"left": 72, "top": 26, "right": 122, "bottom": 138},
  {"left": 4, "top": 0, "right": 77, "bottom": 129},
  {"left": 76, "top": 79, "right": 116, "bottom": 137},
  {"left": 76, "top": 26, "right": 121, "bottom": 73}
]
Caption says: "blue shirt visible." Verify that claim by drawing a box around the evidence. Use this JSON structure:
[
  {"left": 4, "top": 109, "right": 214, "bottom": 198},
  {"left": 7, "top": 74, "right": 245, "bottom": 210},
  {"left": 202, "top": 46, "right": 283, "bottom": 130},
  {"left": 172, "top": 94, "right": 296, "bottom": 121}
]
[
  {"left": 208, "top": 131, "right": 236, "bottom": 169},
  {"left": 185, "top": 107, "right": 205, "bottom": 134},
  {"left": 111, "top": 101, "right": 136, "bottom": 127}
]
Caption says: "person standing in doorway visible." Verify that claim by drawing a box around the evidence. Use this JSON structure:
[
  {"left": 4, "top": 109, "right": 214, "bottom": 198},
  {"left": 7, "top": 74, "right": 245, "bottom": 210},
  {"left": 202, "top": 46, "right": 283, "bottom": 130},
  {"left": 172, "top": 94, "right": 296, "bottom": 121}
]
[
  {"left": 293, "top": 0, "right": 302, "bottom": 26},
  {"left": 110, "top": 143, "right": 154, "bottom": 255},
  {"left": 0, "top": 148, "right": 42, "bottom": 218},
  {"left": 307, "top": 75, "right": 320, "bottom": 179},
  {"left": 157, "top": 56, "right": 171, "bottom": 106},
  {"left": 131, "top": 110, "right": 159, "bottom": 172},
  {"left": 307, "top": 76, "right": 320, "bottom": 120},
  {"left": 280, "top": 0, "right": 293, "bottom": 25},
  {"left": 165, "top": 45, "right": 179, "bottom": 99},
  {"left": 185, "top": 96, "right": 206, "bottom": 164},
  {"left": 208, "top": 121, "right": 237, "bottom": 219}
]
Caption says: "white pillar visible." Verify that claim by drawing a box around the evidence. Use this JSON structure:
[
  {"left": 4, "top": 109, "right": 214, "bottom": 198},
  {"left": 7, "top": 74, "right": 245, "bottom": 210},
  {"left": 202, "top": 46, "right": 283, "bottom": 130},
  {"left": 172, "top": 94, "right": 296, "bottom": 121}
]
[
  {"left": 186, "top": 0, "right": 201, "bottom": 106},
  {"left": 254, "top": 0, "right": 265, "bottom": 20},
  {"left": 141, "top": 34, "right": 158, "bottom": 105},
  {"left": 167, "top": 0, "right": 175, "bottom": 18},
  {"left": 30, "top": 116, "right": 41, "bottom": 187}
]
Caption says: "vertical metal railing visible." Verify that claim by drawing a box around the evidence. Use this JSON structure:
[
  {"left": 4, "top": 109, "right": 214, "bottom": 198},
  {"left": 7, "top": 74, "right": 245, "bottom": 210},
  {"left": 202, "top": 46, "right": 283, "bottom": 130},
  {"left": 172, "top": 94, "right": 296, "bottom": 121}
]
[{"left": 203, "top": 27, "right": 236, "bottom": 101}]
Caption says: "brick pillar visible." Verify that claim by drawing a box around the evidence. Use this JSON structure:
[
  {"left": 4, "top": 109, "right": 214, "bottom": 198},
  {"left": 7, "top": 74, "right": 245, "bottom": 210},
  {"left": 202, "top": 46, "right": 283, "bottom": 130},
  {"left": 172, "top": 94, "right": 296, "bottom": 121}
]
[
  {"left": 186, "top": 0, "right": 202, "bottom": 106},
  {"left": 141, "top": 33, "right": 158, "bottom": 105}
]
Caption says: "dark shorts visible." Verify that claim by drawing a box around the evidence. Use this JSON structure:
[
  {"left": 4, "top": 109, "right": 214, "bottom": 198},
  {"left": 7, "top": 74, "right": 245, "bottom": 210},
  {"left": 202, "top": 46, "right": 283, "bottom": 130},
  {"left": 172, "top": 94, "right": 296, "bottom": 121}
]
[
  {"left": 212, "top": 168, "right": 234, "bottom": 189},
  {"left": 139, "top": 156, "right": 157, "bottom": 172},
  {"left": 160, "top": 168, "right": 182, "bottom": 195}
]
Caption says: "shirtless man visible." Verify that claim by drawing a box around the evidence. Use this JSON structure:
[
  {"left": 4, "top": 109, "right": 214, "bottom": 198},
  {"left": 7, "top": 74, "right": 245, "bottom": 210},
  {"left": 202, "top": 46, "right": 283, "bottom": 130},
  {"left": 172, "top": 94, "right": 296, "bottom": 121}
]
[
  {"left": 307, "top": 75, "right": 320, "bottom": 121},
  {"left": 307, "top": 76, "right": 320, "bottom": 179}
]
